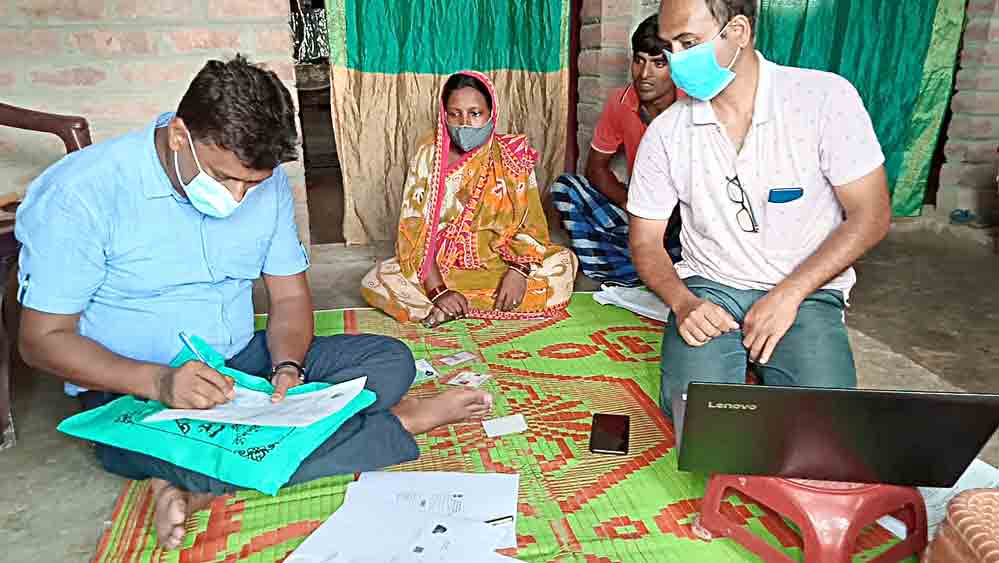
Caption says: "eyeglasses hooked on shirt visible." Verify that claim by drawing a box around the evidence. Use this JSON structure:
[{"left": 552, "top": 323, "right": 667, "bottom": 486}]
[{"left": 725, "top": 175, "right": 759, "bottom": 233}]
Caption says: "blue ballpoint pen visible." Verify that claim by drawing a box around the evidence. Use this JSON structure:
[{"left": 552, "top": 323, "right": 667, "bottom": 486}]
[{"left": 178, "top": 332, "right": 209, "bottom": 364}]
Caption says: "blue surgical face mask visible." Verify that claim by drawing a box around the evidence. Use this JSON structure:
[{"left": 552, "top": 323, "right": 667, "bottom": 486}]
[
  {"left": 665, "top": 22, "right": 742, "bottom": 101},
  {"left": 173, "top": 128, "right": 244, "bottom": 218},
  {"left": 447, "top": 121, "right": 494, "bottom": 153}
]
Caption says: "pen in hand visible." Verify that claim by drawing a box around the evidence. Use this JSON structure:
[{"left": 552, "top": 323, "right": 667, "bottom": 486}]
[
  {"left": 179, "top": 332, "right": 209, "bottom": 364},
  {"left": 178, "top": 332, "right": 236, "bottom": 401}
]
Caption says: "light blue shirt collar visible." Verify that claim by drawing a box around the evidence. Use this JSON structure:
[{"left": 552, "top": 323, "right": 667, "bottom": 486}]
[{"left": 141, "top": 112, "right": 182, "bottom": 200}]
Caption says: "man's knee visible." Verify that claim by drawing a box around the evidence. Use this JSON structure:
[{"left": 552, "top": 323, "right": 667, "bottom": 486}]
[
  {"left": 353, "top": 334, "right": 415, "bottom": 398},
  {"left": 769, "top": 296, "right": 855, "bottom": 388},
  {"left": 307, "top": 334, "right": 415, "bottom": 385},
  {"left": 661, "top": 329, "right": 747, "bottom": 394},
  {"left": 375, "top": 335, "right": 416, "bottom": 372},
  {"left": 769, "top": 330, "right": 855, "bottom": 388},
  {"left": 311, "top": 333, "right": 412, "bottom": 363}
]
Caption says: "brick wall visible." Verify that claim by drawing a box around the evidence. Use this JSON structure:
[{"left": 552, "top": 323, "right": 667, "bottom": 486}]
[
  {"left": 577, "top": 0, "right": 658, "bottom": 176},
  {"left": 0, "top": 0, "right": 310, "bottom": 243},
  {"left": 939, "top": 0, "right": 999, "bottom": 219}
]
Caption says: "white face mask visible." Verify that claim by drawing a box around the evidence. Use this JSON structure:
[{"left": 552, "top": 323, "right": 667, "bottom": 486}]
[{"left": 173, "top": 128, "right": 245, "bottom": 218}]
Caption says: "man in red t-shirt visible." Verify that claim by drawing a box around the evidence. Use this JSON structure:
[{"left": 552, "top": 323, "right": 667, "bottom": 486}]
[{"left": 552, "top": 14, "right": 682, "bottom": 286}]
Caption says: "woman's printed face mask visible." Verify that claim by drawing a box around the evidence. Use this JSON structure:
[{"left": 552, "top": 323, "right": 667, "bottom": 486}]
[
  {"left": 445, "top": 86, "right": 493, "bottom": 152},
  {"left": 447, "top": 122, "right": 494, "bottom": 153}
]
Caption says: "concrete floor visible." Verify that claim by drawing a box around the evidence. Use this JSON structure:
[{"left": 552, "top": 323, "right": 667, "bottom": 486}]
[{"left": 2, "top": 225, "right": 998, "bottom": 561}]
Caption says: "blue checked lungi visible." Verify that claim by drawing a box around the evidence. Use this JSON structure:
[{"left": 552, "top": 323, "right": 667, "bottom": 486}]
[{"left": 551, "top": 174, "right": 681, "bottom": 286}]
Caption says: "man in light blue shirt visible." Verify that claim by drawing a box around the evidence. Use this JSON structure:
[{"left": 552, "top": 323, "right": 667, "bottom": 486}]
[{"left": 15, "top": 55, "right": 492, "bottom": 549}]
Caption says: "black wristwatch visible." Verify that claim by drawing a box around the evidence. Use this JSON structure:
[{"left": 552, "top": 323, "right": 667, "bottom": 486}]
[{"left": 271, "top": 360, "right": 306, "bottom": 383}]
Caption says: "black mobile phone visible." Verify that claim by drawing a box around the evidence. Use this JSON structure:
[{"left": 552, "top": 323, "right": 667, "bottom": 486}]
[{"left": 589, "top": 413, "right": 630, "bottom": 455}]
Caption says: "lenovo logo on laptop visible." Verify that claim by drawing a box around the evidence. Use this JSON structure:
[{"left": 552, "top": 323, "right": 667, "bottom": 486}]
[{"left": 707, "top": 401, "right": 758, "bottom": 411}]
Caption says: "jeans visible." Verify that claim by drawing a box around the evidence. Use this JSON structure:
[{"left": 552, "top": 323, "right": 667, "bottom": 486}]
[
  {"left": 90, "top": 331, "right": 420, "bottom": 494},
  {"left": 662, "top": 276, "right": 856, "bottom": 442}
]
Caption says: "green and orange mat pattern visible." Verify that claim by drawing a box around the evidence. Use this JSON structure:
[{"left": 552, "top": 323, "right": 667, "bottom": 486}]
[{"left": 94, "top": 295, "right": 910, "bottom": 562}]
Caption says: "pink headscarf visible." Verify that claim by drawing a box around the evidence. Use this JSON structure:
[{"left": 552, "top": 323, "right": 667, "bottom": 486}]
[{"left": 418, "top": 70, "right": 499, "bottom": 281}]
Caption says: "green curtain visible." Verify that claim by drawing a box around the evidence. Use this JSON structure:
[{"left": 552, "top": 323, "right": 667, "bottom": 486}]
[
  {"left": 757, "top": 0, "right": 966, "bottom": 216},
  {"left": 327, "top": 0, "right": 571, "bottom": 243}
]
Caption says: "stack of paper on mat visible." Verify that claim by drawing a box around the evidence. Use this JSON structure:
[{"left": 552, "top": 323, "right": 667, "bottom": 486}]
[
  {"left": 286, "top": 472, "right": 521, "bottom": 562},
  {"left": 58, "top": 334, "right": 375, "bottom": 495},
  {"left": 594, "top": 284, "right": 671, "bottom": 322}
]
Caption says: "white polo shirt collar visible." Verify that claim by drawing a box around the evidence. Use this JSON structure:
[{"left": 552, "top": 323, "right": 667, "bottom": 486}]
[{"left": 690, "top": 51, "right": 776, "bottom": 128}]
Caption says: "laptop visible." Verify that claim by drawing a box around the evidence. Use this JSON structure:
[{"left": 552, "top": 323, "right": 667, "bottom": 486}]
[{"left": 677, "top": 382, "right": 999, "bottom": 488}]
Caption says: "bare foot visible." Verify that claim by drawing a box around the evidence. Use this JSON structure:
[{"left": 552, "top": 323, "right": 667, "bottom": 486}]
[
  {"left": 392, "top": 389, "right": 493, "bottom": 434},
  {"left": 150, "top": 478, "right": 213, "bottom": 550}
]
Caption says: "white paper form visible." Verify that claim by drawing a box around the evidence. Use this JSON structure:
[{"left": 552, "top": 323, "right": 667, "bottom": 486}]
[
  {"left": 483, "top": 414, "right": 528, "bottom": 438},
  {"left": 355, "top": 471, "right": 521, "bottom": 548},
  {"left": 284, "top": 495, "right": 510, "bottom": 563},
  {"left": 594, "top": 284, "right": 671, "bottom": 322},
  {"left": 402, "top": 516, "right": 507, "bottom": 562},
  {"left": 143, "top": 376, "right": 367, "bottom": 427}
]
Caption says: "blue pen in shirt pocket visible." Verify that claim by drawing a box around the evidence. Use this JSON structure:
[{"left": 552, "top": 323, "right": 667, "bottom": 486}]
[{"left": 768, "top": 187, "right": 804, "bottom": 204}]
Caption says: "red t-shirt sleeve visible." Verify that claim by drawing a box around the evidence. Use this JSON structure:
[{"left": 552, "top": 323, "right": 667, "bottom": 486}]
[{"left": 590, "top": 91, "right": 624, "bottom": 154}]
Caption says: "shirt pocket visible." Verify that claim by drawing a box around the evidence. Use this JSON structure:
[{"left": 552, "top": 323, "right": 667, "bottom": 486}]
[
  {"left": 217, "top": 237, "right": 269, "bottom": 280},
  {"left": 762, "top": 186, "right": 811, "bottom": 254}
]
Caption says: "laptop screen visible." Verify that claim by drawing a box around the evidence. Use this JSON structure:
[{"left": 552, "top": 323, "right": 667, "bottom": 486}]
[{"left": 677, "top": 383, "right": 999, "bottom": 487}]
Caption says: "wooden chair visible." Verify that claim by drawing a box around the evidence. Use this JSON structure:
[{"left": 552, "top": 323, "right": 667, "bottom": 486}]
[{"left": 0, "top": 103, "right": 92, "bottom": 450}]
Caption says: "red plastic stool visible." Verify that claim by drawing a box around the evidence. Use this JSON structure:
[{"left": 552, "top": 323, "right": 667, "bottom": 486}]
[{"left": 697, "top": 475, "right": 928, "bottom": 563}]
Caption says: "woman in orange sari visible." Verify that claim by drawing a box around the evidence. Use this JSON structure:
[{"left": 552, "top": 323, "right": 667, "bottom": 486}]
[{"left": 362, "top": 71, "right": 577, "bottom": 327}]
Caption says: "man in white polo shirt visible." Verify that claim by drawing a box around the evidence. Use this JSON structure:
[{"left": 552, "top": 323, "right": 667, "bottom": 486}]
[{"left": 628, "top": 0, "right": 891, "bottom": 431}]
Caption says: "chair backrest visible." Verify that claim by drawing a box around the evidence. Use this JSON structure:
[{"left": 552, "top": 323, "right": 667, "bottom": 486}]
[
  {"left": 0, "top": 103, "right": 92, "bottom": 154},
  {"left": 0, "top": 104, "right": 94, "bottom": 367}
]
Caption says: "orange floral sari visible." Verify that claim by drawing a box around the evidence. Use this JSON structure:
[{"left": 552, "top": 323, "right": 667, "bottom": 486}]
[{"left": 362, "top": 71, "right": 577, "bottom": 323}]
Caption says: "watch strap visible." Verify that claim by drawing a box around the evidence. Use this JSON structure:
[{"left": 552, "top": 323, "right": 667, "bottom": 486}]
[{"left": 271, "top": 360, "right": 306, "bottom": 383}]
